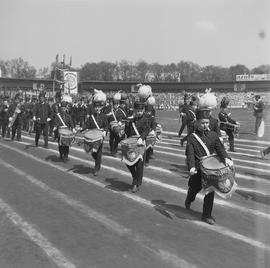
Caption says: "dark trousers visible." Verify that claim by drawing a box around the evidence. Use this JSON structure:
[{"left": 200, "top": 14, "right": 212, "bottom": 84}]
[
  {"left": 126, "top": 154, "right": 145, "bottom": 186},
  {"left": 58, "top": 144, "right": 69, "bottom": 158},
  {"left": 1, "top": 120, "right": 8, "bottom": 138},
  {"left": 109, "top": 130, "right": 122, "bottom": 155},
  {"left": 178, "top": 116, "right": 187, "bottom": 136},
  {"left": 263, "top": 146, "right": 270, "bottom": 156},
  {"left": 225, "top": 130, "right": 234, "bottom": 151},
  {"left": 35, "top": 123, "right": 49, "bottom": 146},
  {"left": 91, "top": 143, "right": 103, "bottom": 171},
  {"left": 11, "top": 119, "right": 22, "bottom": 140},
  {"left": 186, "top": 171, "right": 215, "bottom": 218},
  {"left": 145, "top": 147, "right": 153, "bottom": 164}
]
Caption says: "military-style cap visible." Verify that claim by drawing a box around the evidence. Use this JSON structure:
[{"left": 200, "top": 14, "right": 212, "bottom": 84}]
[
  {"left": 196, "top": 108, "right": 210, "bottom": 120},
  {"left": 134, "top": 101, "right": 145, "bottom": 110}
]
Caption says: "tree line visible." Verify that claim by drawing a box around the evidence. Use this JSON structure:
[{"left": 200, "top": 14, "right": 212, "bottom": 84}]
[{"left": 1, "top": 57, "right": 270, "bottom": 82}]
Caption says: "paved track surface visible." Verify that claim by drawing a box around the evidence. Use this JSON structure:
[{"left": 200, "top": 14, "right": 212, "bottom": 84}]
[{"left": 0, "top": 116, "right": 270, "bottom": 267}]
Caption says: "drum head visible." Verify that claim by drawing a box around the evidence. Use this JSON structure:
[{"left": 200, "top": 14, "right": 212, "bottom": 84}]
[
  {"left": 201, "top": 155, "right": 225, "bottom": 169},
  {"left": 84, "top": 129, "right": 103, "bottom": 140},
  {"left": 59, "top": 128, "right": 73, "bottom": 135}
]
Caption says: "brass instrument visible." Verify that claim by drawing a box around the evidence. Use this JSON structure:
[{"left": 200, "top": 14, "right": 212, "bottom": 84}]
[{"left": 8, "top": 103, "right": 22, "bottom": 128}]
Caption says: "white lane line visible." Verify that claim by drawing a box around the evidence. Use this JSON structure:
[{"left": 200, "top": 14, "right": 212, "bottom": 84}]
[
  {"left": 0, "top": 197, "right": 76, "bottom": 268},
  {"left": 21, "top": 135, "right": 270, "bottom": 173},
  {"left": 1, "top": 141, "right": 270, "bottom": 222},
  {"left": 0, "top": 143, "right": 269, "bottom": 253},
  {"left": 0, "top": 158, "right": 196, "bottom": 268},
  {"left": 163, "top": 131, "right": 270, "bottom": 145}
]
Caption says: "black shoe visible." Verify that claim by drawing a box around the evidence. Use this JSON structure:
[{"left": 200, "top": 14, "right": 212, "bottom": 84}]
[
  {"left": 131, "top": 185, "right": 139, "bottom": 193},
  {"left": 185, "top": 199, "right": 191, "bottom": 210},
  {"left": 44, "top": 145, "right": 48, "bottom": 149},
  {"left": 145, "top": 162, "right": 150, "bottom": 167},
  {"left": 261, "top": 150, "right": 265, "bottom": 159},
  {"left": 17, "top": 138, "right": 22, "bottom": 142},
  {"left": 60, "top": 154, "right": 63, "bottom": 160},
  {"left": 180, "top": 139, "right": 184, "bottom": 147},
  {"left": 93, "top": 169, "right": 99, "bottom": 176},
  {"left": 229, "top": 149, "right": 236, "bottom": 152},
  {"left": 202, "top": 216, "right": 215, "bottom": 225}
]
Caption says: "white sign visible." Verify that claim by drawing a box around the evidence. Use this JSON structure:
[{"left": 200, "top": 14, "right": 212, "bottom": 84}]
[
  {"left": 236, "top": 74, "right": 270, "bottom": 81},
  {"left": 64, "top": 71, "right": 78, "bottom": 95}
]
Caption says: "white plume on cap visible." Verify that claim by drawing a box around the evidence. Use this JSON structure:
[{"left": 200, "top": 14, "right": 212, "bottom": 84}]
[
  {"left": 62, "top": 94, "right": 72, "bottom": 103},
  {"left": 113, "top": 92, "right": 121, "bottom": 101},
  {"left": 147, "top": 96, "right": 156, "bottom": 105},
  {"left": 198, "top": 88, "right": 217, "bottom": 109},
  {"left": 138, "top": 85, "right": 152, "bottom": 99},
  {"left": 93, "top": 90, "right": 106, "bottom": 102}
]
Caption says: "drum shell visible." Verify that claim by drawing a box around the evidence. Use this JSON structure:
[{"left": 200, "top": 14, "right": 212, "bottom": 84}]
[
  {"left": 200, "top": 155, "right": 235, "bottom": 195},
  {"left": 58, "top": 128, "right": 75, "bottom": 146},
  {"left": 120, "top": 136, "right": 145, "bottom": 166},
  {"left": 83, "top": 129, "right": 103, "bottom": 153},
  {"left": 156, "top": 124, "right": 162, "bottom": 141}
]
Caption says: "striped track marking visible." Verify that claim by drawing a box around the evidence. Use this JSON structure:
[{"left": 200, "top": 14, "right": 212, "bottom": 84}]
[
  {"left": 0, "top": 159, "right": 196, "bottom": 268},
  {"left": 1, "top": 141, "right": 270, "bottom": 252},
  {"left": 0, "top": 197, "right": 76, "bottom": 268},
  {"left": 6, "top": 139, "right": 270, "bottom": 221}
]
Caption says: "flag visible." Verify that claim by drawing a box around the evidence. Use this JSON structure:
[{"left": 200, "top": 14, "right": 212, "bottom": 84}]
[{"left": 69, "top": 55, "right": 72, "bottom": 66}]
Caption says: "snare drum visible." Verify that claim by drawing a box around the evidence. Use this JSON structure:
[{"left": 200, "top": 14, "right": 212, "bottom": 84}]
[
  {"left": 227, "top": 123, "right": 240, "bottom": 136},
  {"left": 146, "top": 134, "right": 156, "bottom": 150},
  {"left": 156, "top": 124, "right": 162, "bottom": 142},
  {"left": 110, "top": 121, "right": 125, "bottom": 137},
  {"left": 120, "top": 136, "right": 145, "bottom": 166},
  {"left": 83, "top": 129, "right": 103, "bottom": 153},
  {"left": 58, "top": 128, "right": 75, "bottom": 146},
  {"left": 200, "top": 154, "right": 237, "bottom": 199}
]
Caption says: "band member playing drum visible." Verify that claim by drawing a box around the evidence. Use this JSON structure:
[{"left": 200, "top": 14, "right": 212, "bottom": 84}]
[
  {"left": 51, "top": 91, "right": 62, "bottom": 141},
  {"left": 81, "top": 91, "right": 108, "bottom": 176},
  {"left": 185, "top": 107, "right": 233, "bottom": 225},
  {"left": 55, "top": 101, "right": 75, "bottom": 162},
  {"left": 144, "top": 101, "right": 157, "bottom": 167},
  {"left": 7, "top": 93, "right": 24, "bottom": 142},
  {"left": 219, "top": 97, "right": 239, "bottom": 152},
  {"left": 33, "top": 91, "right": 52, "bottom": 148},
  {"left": 124, "top": 101, "right": 150, "bottom": 193}
]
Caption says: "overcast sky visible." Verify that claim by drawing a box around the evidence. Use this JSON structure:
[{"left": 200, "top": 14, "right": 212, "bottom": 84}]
[{"left": 0, "top": 0, "right": 269, "bottom": 70}]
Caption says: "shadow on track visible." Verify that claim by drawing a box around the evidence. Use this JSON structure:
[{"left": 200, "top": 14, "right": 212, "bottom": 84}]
[
  {"left": 151, "top": 200, "right": 201, "bottom": 221},
  {"left": 67, "top": 164, "right": 93, "bottom": 174},
  {"left": 105, "top": 178, "right": 131, "bottom": 192},
  {"left": 236, "top": 189, "right": 270, "bottom": 206}
]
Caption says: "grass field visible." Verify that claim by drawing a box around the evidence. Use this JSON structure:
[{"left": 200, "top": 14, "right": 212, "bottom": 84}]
[{"left": 156, "top": 107, "right": 270, "bottom": 141}]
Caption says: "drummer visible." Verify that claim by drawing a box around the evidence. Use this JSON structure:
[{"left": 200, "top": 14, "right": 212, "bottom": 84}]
[
  {"left": 81, "top": 91, "right": 108, "bottom": 176},
  {"left": 108, "top": 92, "right": 121, "bottom": 156},
  {"left": 55, "top": 101, "right": 75, "bottom": 162},
  {"left": 144, "top": 98, "right": 157, "bottom": 167},
  {"left": 185, "top": 107, "right": 233, "bottom": 225},
  {"left": 219, "top": 97, "right": 239, "bottom": 152},
  {"left": 125, "top": 101, "right": 150, "bottom": 193}
]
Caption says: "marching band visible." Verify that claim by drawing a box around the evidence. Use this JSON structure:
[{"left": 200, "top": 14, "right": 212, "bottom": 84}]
[{"left": 0, "top": 85, "right": 267, "bottom": 225}]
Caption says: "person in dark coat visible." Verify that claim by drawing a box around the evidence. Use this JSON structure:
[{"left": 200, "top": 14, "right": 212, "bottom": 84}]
[
  {"left": 178, "top": 93, "right": 190, "bottom": 137},
  {"left": 81, "top": 93, "right": 108, "bottom": 176},
  {"left": 7, "top": 93, "right": 25, "bottom": 141},
  {"left": 0, "top": 98, "right": 10, "bottom": 138},
  {"left": 253, "top": 95, "right": 265, "bottom": 135},
  {"left": 218, "top": 97, "right": 238, "bottom": 152},
  {"left": 51, "top": 91, "right": 62, "bottom": 141},
  {"left": 125, "top": 101, "right": 150, "bottom": 193},
  {"left": 185, "top": 108, "right": 233, "bottom": 225},
  {"left": 55, "top": 101, "right": 75, "bottom": 162},
  {"left": 33, "top": 92, "right": 52, "bottom": 148}
]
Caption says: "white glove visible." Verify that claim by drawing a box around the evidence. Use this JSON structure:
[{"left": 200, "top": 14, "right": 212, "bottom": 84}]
[
  {"left": 33, "top": 116, "right": 36, "bottom": 121},
  {"left": 118, "top": 121, "right": 122, "bottom": 126},
  {"left": 4, "top": 108, "right": 8, "bottom": 112},
  {"left": 225, "top": 158, "right": 234, "bottom": 168},
  {"left": 47, "top": 118, "right": 51, "bottom": 122},
  {"left": 189, "top": 167, "right": 197, "bottom": 176},
  {"left": 102, "top": 131, "right": 106, "bottom": 137},
  {"left": 72, "top": 128, "right": 76, "bottom": 133},
  {"left": 137, "top": 138, "right": 143, "bottom": 145},
  {"left": 149, "top": 130, "right": 155, "bottom": 135},
  {"left": 9, "top": 117, "right": 12, "bottom": 122},
  {"left": 219, "top": 137, "right": 224, "bottom": 143}
]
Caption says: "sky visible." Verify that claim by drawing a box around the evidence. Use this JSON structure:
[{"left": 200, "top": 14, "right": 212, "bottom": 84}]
[{"left": 0, "top": 0, "right": 269, "bottom": 70}]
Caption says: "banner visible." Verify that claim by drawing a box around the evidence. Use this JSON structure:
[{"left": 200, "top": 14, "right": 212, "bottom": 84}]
[{"left": 64, "top": 71, "right": 78, "bottom": 95}]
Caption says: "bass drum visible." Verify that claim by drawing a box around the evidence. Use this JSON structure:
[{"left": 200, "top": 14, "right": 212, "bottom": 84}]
[{"left": 200, "top": 154, "right": 237, "bottom": 199}]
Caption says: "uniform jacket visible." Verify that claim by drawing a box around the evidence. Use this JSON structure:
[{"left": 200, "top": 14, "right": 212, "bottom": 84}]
[
  {"left": 55, "top": 111, "right": 74, "bottom": 129},
  {"left": 209, "top": 116, "right": 221, "bottom": 136},
  {"left": 125, "top": 115, "right": 150, "bottom": 140},
  {"left": 7, "top": 102, "right": 25, "bottom": 121},
  {"left": 186, "top": 129, "right": 229, "bottom": 171},
  {"left": 33, "top": 102, "right": 52, "bottom": 124},
  {"left": 218, "top": 110, "right": 237, "bottom": 131},
  {"left": 82, "top": 112, "right": 108, "bottom": 132}
]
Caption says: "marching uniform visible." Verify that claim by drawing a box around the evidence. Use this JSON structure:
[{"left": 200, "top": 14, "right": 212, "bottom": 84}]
[
  {"left": 81, "top": 96, "right": 108, "bottom": 176},
  {"left": 219, "top": 97, "right": 237, "bottom": 152},
  {"left": 178, "top": 94, "right": 190, "bottom": 137},
  {"left": 144, "top": 103, "right": 157, "bottom": 166},
  {"left": 125, "top": 102, "right": 150, "bottom": 193},
  {"left": 7, "top": 94, "right": 24, "bottom": 141},
  {"left": 185, "top": 108, "right": 232, "bottom": 225},
  {"left": 0, "top": 99, "right": 9, "bottom": 138},
  {"left": 33, "top": 92, "right": 52, "bottom": 148},
  {"left": 253, "top": 95, "right": 265, "bottom": 135},
  {"left": 55, "top": 102, "right": 75, "bottom": 162}
]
